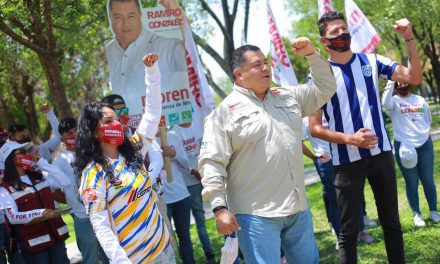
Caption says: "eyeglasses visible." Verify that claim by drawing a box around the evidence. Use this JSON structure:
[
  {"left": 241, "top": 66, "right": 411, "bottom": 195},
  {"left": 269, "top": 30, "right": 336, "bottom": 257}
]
[{"left": 115, "top": 107, "right": 129, "bottom": 116}]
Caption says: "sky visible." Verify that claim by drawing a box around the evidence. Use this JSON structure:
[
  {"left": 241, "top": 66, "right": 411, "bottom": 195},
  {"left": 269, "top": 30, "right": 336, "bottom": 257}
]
[{"left": 198, "top": 0, "right": 298, "bottom": 82}]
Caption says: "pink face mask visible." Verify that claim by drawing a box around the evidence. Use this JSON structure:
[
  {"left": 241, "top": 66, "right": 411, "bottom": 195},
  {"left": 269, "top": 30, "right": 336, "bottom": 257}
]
[
  {"left": 96, "top": 121, "right": 125, "bottom": 146},
  {"left": 63, "top": 134, "right": 77, "bottom": 150},
  {"left": 14, "top": 154, "right": 34, "bottom": 171}
]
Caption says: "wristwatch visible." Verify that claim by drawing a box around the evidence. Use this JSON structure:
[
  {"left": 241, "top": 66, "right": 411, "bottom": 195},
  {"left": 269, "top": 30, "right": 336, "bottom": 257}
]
[{"left": 212, "top": 205, "right": 228, "bottom": 214}]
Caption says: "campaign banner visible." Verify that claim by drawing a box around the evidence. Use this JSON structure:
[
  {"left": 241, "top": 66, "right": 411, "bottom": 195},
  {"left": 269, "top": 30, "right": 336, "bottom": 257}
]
[
  {"left": 267, "top": 2, "right": 298, "bottom": 87},
  {"left": 318, "top": 0, "right": 335, "bottom": 18},
  {"left": 345, "top": 0, "right": 381, "bottom": 53},
  {"left": 183, "top": 16, "right": 214, "bottom": 140},
  {"left": 106, "top": 0, "right": 192, "bottom": 128},
  {"left": 166, "top": 16, "right": 215, "bottom": 166}
]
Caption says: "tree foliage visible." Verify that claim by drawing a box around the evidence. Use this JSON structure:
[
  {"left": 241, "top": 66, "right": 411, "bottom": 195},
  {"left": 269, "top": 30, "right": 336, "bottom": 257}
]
[
  {"left": 184, "top": 0, "right": 252, "bottom": 98},
  {"left": 0, "top": 0, "right": 110, "bottom": 139},
  {"left": 286, "top": 0, "right": 440, "bottom": 100}
]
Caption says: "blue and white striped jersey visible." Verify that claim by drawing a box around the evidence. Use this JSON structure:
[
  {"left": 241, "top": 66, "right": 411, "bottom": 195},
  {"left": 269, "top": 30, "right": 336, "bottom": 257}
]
[{"left": 323, "top": 53, "right": 397, "bottom": 165}]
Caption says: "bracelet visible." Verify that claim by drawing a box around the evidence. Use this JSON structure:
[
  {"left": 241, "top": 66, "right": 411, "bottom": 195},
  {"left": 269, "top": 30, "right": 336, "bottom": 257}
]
[
  {"left": 405, "top": 37, "right": 414, "bottom": 42},
  {"left": 213, "top": 206, "right": 228, "bottom": 214}
]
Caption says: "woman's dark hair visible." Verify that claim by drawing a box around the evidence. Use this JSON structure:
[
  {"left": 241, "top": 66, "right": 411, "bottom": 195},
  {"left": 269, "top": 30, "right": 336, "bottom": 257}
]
[
  {"left": 3, "top": 152, "right": 43, "bottom": 191},
  {"left": 74, "top": 101, "right": 143, "bottom": 182}
]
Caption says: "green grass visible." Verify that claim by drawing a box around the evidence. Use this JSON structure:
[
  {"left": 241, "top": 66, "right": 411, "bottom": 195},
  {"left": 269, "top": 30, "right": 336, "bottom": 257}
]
[
  {"left": 64, "top": 136, "right": 440, "bottom": 263},
  {"left": 308, "top": 137, "right": 440, "bottom": 263},
  {"left": 188, "top": 140, "right": 440, "bottom": 263}
]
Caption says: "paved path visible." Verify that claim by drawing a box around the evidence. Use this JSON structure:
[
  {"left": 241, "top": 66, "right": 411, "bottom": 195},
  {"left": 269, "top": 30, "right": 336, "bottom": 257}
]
[{"left": 66, "top": 127, "right": 440, "bottom": 263}]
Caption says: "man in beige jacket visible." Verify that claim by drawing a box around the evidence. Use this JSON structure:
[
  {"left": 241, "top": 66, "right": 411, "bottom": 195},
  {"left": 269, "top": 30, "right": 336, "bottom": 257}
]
[{"left": 198, "top": 38, "right": 336, "bottom": 263}]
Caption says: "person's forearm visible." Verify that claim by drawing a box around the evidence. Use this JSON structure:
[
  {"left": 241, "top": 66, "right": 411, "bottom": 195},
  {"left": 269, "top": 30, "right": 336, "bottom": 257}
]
[
  {"left": 381, "top": 80, "right": 396, "bottom": 112},
  {"left": 6, "top": 207, "right": 45, "bottom": 225},
  {"left": 307, "top": 53, "right": 337, "bottom": 100},
  {"left": 200, "top": 161, "right": 227, "bottom": 209},
  {"left": 309, "top": 125, "right": 351, "bottom": 145},
  {"left": 47, "top": 110, "right": 61, "bottom": 137},
  {"left": 298, "top": 53, "right": 337, "bottom": 116},
  {"left": 137, "top": 63, "right": 162, "bottom": 141},
  {"left": 405, "top": 37, "right": 423, "bottom": 85},
  {"left": 38, "top": 158, "right": 70, "bottom": 189},
  {"left": 302, "top": 143, "right": 316, "bottom": 161},
  {"left": 147, "top": 146, "right": 164, "bottom": 184},
  {"left": 89, "top": 211, "right": 131, "bottom": 263}
]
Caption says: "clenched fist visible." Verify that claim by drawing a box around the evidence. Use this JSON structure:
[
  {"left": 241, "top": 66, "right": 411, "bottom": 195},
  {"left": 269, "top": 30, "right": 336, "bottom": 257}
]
[
  {"left": 291, "top": 37, "right": 316, "bottom": 57},
  {"left": 143, "top": 53, "right": 158, "bottom": 67},
  {"left": 393, "top": 18, "right": 414, "bottom": 40}
]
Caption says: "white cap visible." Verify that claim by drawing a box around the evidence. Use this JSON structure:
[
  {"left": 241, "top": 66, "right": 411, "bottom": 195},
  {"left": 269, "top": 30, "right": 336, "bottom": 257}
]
[
  {"left": 399, "top": 142, "right": 418, "bottom": 169},
  {"left": 0, "top": 141, "right": 32, "bottom": 164}
]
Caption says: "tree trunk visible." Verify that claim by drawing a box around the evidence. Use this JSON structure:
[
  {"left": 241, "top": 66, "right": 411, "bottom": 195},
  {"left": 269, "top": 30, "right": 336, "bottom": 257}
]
[
  {"left": 0, "top": 95, "right": 14, "bottom": 127},
  {"left": 21, "top": 71, "right": 41, "bottom": 141},
  {"left": 38, "top": 53, "right": 73, "bottom": 119},
  {"left": 430, "top": 57, "right": 440, "bottom": 102}
]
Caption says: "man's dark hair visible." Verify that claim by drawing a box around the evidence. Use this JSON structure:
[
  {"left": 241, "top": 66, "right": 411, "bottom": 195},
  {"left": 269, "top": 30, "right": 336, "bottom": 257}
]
[
  {"left": 101, "top": 94, "right": 126, "bottom": 106},
  {"left": 108, "top": 0, "right": 141, "bottom": 14},
  {"left": 230, "top": 45, "right": 261, "bottom": 80},
  {"left": 318, "top": 11, "right": 346, "bottom": 36},
  {"left": 58, "top": 118, "right": 77, "bottom": 135},
  {"left": 8, "top": 124, "right": 26, "bottom": 139}
]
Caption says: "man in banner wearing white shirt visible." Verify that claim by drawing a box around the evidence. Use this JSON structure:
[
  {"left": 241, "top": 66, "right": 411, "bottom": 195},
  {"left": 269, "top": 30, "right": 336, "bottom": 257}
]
[
  {"left": 200, "top": 39, "right": 337, "bottom": 263},
  {"left": 106, "top": 0, "right": 186, "bottom": 127},
  {"left": 309, "top": 11, "right": 422, "bottom": 264}
]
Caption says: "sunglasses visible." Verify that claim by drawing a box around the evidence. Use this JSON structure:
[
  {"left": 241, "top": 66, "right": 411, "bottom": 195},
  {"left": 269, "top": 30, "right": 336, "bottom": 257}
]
[{"left": 115, "top": 107, "right": 129, "bottom": 116}]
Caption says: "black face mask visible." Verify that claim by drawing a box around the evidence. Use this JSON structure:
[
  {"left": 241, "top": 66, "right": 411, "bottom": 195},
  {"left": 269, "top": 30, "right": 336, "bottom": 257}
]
[
  {"left": 16, "top": 137, "right": 31, "bottom": 144},
  {"left": 325, "top": 33, "right": 352, "bottom": 52},
  {"left": 396, "top": 86, "right": 411, "bottom": 97}
]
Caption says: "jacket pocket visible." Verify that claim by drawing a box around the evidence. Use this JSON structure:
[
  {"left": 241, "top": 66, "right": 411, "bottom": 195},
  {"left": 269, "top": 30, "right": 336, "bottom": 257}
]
[{"left": 231, "top": 108, "right": 266, "bottom": 143}]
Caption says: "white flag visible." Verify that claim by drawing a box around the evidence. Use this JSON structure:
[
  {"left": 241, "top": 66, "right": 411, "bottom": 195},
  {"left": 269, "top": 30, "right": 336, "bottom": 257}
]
[
  {"left": 183, "top": 16, "right": 214, "bottom": 141},
  {"left": 318, "top": 0, "right": 335, "bottom": 18},
  {"left": 267, "top": 1, "right": 298, "bottom": 86},
  {"left": 345, "top": 0, "right": 381, "bottom": 53}
]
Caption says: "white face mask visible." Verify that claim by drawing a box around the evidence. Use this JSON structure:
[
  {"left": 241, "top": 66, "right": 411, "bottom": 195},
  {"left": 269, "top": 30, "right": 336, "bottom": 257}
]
[{"left": 220, "top": 233, "right": 239, "bottom": 264}]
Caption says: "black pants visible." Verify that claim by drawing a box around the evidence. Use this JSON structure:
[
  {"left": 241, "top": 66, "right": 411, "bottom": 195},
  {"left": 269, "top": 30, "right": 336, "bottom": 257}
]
[{"left": 333, "top": 151, "right": 405, "bottom": 264}]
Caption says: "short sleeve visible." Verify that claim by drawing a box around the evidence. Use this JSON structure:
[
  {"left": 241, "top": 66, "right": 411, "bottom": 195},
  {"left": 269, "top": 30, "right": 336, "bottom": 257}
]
[
  {"left": 376, "top": 54, "right": 398, "bottom": 80},
  {"left": 79, "top": 164, "right": 108, "bottom": 215}
]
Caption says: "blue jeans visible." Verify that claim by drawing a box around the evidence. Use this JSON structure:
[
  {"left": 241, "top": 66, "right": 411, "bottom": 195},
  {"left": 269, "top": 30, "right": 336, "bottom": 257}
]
[
  {"left": 187, "top": 183, "right": 214, "bottom": 258},
  {"left": 395, "top": 137, "right": 437, "bottom": 214},
  {"left": 73, "top": 216, "right": 109, "bottom": 264},
  {"left": 167, "top": 197, "right": 195, "bottom": 264},
  {"left": 236, "top": 208, "right": 319, "bottom": 264},
  {"left": 314, "top": 158, "right": 340, "bottom": 234}
]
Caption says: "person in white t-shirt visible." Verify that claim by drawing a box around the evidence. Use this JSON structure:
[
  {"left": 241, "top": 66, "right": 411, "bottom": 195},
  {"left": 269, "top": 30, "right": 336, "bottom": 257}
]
[
  {"left": 171, "top": 123, "right": 216, "bottom": 263},
  {"left": 382, "top": 80, "right": 440, "bottom": 227},
  {"left": 156, "top": 130, "right": 196, "bottom": 264}
]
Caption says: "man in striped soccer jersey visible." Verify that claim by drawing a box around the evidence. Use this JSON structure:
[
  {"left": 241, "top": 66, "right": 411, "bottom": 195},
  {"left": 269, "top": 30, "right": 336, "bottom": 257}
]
[{"left": 309, "top": 11, "right": 422, "bottom": 264}]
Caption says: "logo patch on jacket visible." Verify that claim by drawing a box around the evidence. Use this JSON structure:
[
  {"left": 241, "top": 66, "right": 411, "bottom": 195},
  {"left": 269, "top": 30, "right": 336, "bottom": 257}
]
[
  {"left": 126, "top": 186, "right": 151, "bottom": 205},
  {"left": 82, "top": 188, "right": 98, "bottom": 204},
  {"left": 362, "top": 65, "right": 372, "bottom": 77}
]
